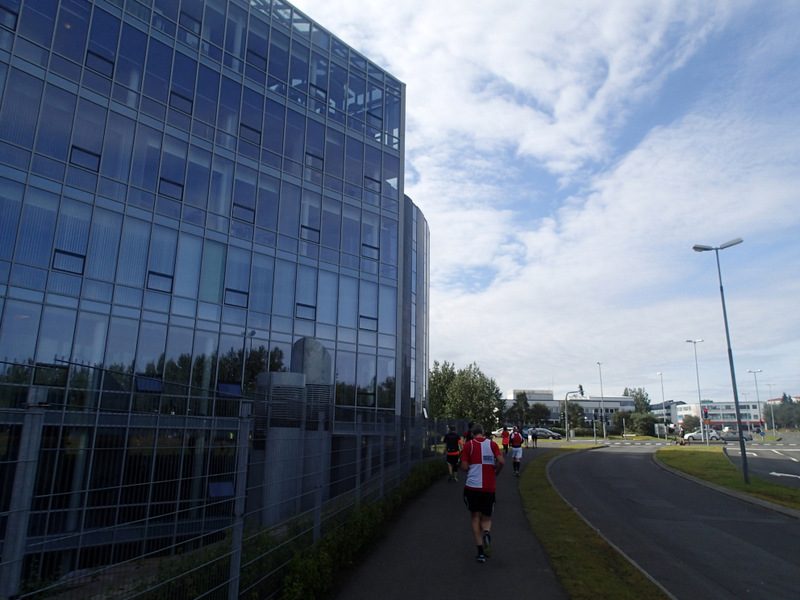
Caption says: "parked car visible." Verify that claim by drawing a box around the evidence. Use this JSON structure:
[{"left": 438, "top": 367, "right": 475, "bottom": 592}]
[
  {"left": 533, "top": 428, "right": 562, "bottom": 440},
  {"left": 720, "top": 430, "right": 753, "bottom": 441},
  {"left": 683, "top": 429, "right": 721, "bottom": 441}
]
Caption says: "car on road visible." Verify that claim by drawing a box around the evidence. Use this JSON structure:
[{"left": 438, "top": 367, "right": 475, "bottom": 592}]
[
  {"left": 684, "top": 429, "right": 721, "bottom": 441},
  {"left": 532, "top": 428, "right": 562, "bottom": 440},
  {"left": 720, "top": 430, "right": 753, "bottom": 441}
]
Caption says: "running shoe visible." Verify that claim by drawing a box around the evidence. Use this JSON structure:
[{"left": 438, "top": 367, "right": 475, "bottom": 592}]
[
  {"left": 476, "top": 553, "right": 486, "bottom": 563},
  {"left": 482, "top": 531, "right": 492, "bottom": 557}
]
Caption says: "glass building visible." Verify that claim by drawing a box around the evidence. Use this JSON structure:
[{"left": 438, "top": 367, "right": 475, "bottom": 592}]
[{"left": 0, "top": 0, "right": 428, "bottom": 595}]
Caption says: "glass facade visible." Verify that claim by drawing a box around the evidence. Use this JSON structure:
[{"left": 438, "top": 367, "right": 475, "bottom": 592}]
[{"left": 0, "top": 0, "right": 428, "bottom": 595}]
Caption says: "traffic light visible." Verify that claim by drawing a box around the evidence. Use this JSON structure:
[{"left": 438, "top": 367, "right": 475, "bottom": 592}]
[
  {"left": 578, "top": 384, "right": 584, "bottom": 396},
  {"left": 702, "top": 408, "right": 709, "bottom": 419}
]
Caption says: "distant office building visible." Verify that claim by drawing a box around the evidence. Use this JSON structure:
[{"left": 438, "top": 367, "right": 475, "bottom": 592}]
[
  {"left": 676, "top": 400, "right": 763, "bottom": 430},
  {"left": 503, "top": 388, "right": 633, "bottom": 425},
  {"left": 0, "top": 0, "right": 428, "bottom": 595}
]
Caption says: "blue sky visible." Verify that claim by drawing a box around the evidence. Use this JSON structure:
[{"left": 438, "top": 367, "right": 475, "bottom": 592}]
[{"left": 292, "top": 0, "right": 800, "bottom": 406}]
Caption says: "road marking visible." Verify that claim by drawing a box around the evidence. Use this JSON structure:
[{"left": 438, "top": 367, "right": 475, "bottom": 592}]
[{"left": 769, "top": 472, "right": 800, "bottom": 480}]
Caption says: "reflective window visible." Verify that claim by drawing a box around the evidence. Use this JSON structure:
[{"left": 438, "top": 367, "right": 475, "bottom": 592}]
[
  {"left": 130, "top": 124, "right": 162, "bottom": 192},
  {"left": 36, "top": 305, "right": 76, "bottom": 363},
  {"left": 217, "top": 76, "right": 240, "bottom": 135},
  {"left": 85, "top": 208, "right": 122, "bottom": 281},
  {"left": 136, "top": 320, "right": 167, "bottom": 373},
  {"left": 15, "top": 188, "right": 58, "bottom": 268},
  {"left": 116, "top": 217, "right": 149, "bottom": 287},
  {"left": 224, "top": 2, "right": 247, "bottom": 59},
  {"left": 324, "top": 127, "right": 344, "bottom": 179},
  {"left": 341, "top": 204, "right": 360, "bottom": 255},
  {"left": 53, "top": 0, "right": 90, "bottom": 64},
  {"left": 224, "top": 245, "right": 250, "bottom": 306},
  {"left": 185, "top": 145, "right": 211, "bottom": 208},
  {"left": 289, "top": 39, "right": 308, "bottom": 91},
  {"left": 232, "top": 164, "right": 256, "bottom": 222},
  {"left": 321, "top": 197, "right": 341, "bottom": 249},
  {"left": 263, "top": 98, "right": 285, "bottom": 154},
  {"left": 256, "top": 172, "right": 279, "bottom": 230},
  {"left": 334, "top": 350, "right": 355, "bottom": 405},
  {"left": 209, "top": 154, "right": 233, "bottom": 216},
  {"left": 284, "top": 109, "right": 305, "bottom": 164},
  {"left": 240, "top": 87, "right": 263, "bottom": 145},
  {"left": 377, "top": 355, "right": 394, "bottom": 408},
  {"left": 143, "top": 37, "right": 172, "bottom": 103},
  {"left": 72, "top": 98, "right": 107, "bottom": 166},
  {"left": 86, "top": 8, "right": 119, "bottom": 78},
  {"left": 170, "top": 51, "right": 196, "bottom": 113},
  {"left": 164, "top": 324, "right": 193, "bottom": 384},
  {"left": 338, "top": 275, "right": 357, "bottom": 328},
  {"left": 0, "top": 178, "right": 24, "bottom": 260},
  {"left": 73, "top": 311, "right": 109, "bottom": 365},
  {"left": 272, "top": 259, "right": 295, "bottom": 317},
  {"left": 101, "top": 112, "right": 135, "bottom": 181},
  {"left": 114, "top": 24, "right": 147, "bottom": 92},
  {"left": 0, "top": 300, "right": 41, "bottom": 363},
  {"left": 278, "top": 181, "right": 300, "bottom": 236},
  {"left": 300, "top": 189, "right": 321, "bottom": 242},
  {"left": 379, "top": 285, "right": 396, "bottom": 335},
  {"left": 106, "top": 316, "right": 139, "bottom": 370},
  {"left": 250, "top": 252, "right": 274, "bottom": 314},
  {"left": 356, "top": 353, "right": 376, "bottom": 406},
  {"left": 361, "top": 211, "right": 379, "bottom": 259},
  {"left": 202, "top": 0, "right": 225, "bottom": 51},
  {"left": 0, "top": 68, "right": 43, "bottom": 147},
  {"left": 18, "top": 0, "right": 56, "bottom": 47},
  {"left": 173, "top": 232, "right": 202, "bottom": 298},
  {"left": 381, "top": 217, "right": 398, "bottom": 265},
  {"left": 359, "top": 280, "right": 377, "bottom": 330},
  {"left": 195, "top": 65, "right": 219, "bottom": 125},
  {"left": 35, "top": 84, "right": 75, "bottom": 160},
  {"left": 198, "top": 239, "right": 226, "bottom": 303},
  {"left": 245, "top": 14, "right": 268, "bottom": 76},
  {"left": 317, "top": 269, "right": 337, "bottom": 324},
  {"left": 267, "top": 28, "right": 289, "bottom": 85},
  {"left": 54, "top": 198, "right": 90, "bottom": 270}
]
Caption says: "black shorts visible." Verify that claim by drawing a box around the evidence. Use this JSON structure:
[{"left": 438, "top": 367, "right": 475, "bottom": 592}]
[
  {"left": 446, "top": 453, "right": 460, "bottom": 467},
  {"left": 463, "top": 487, "right": 496, "bottom": 517}
]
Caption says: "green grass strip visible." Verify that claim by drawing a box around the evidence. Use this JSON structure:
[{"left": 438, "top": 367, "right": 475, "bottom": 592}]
[
  {"left": 520, "top": 449, "right": 670, "bottom": 600},
  {"left": 655, "top": 445, "right": 800, "bottom": 512}
]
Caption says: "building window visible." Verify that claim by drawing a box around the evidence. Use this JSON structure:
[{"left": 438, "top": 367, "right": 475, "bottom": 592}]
[{"left": 53, "top": 250, "right": 85, "bottom": 275}]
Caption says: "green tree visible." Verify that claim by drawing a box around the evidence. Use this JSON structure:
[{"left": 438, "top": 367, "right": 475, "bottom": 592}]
[
  {"left": 630, "top": 412, "right": 657, "bottom": 436},
  {"left": 528, "top": 402, "right": 550, "bottom": 426},
  {"left": 505, "top": 391, "right": 530, "bottom": 425},
  {"left": 623, "top": 387, "right": 651, "bottom": 413},
  {"left": 428, "top": 362, "right": 504, "bottom": 428},
  {"left": 683, "top": 415, "right": 700, "bottom": 432},
  {"left": 428, "top": 360, "right": 456, "bottom": 419},
  {"left": 612, "top": 410, "right": 631, "bottom": 432}
]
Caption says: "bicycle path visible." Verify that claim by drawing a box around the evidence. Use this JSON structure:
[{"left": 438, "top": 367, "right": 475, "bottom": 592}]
[{"left": 330, "top": 448, "right": 567, "bottom": 599}]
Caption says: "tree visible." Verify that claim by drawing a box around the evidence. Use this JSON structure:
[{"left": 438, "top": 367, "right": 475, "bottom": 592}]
[
  {"left": 427, "top": 362, "right": 504, "bottom": 428},
  {"left": 683, "top": 415, "right": 700, "bottom": 432},
  {"left": 566, "top": 401, "right": 585, "bottom": 431},
  {"left": 528, "top": 402, "right": 550, "bottom": 425},
  {"left": 612, "top": 410, "right": 631, "bottom": 432},
  {"left": 623, "top": 387, "right": 651, "bottom": 413},
  {"left": 428, "top": 360, "right": 456, "bottom": 419},
  {"left": 630, "top": 412, "right": 657, "bottom": 436},
  {"left": 505, "top": 391, "right": 530, "bottom": 425}
]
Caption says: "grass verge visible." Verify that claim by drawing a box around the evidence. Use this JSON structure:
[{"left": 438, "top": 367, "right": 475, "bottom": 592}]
[
  {"left": 519, "top": 448, "right": 670, "bottom": 600},
  {"left": 655, "top": 445, "right": 800, "bottom": 512}
]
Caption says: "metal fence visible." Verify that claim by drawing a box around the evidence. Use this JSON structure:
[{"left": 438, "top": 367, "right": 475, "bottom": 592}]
[{"left": 0, "top": 360, "right": 448, "bottom": 599}]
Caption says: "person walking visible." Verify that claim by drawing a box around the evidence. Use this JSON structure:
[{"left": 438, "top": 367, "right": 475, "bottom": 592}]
[
  {"left": 501, "top": 427, "right": 510, "bottom": 455},
  {"left": 529, "top": 427, "right": 538, "bottom": 448},
  {"left": 460, "top": 423, "right": 504, "bottom": 563},
  {"left": 509, "top": 426, "right": 524, "bottom": 476},
  {"left": 443, "top": 425, "right": 462, "bottom": 482}
]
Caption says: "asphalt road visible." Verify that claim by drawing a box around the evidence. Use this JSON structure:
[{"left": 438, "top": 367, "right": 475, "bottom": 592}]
[
  {"left": 549, "top": 446, "right": 800, "bottom": 599},
  {"left": 725, "top": 444, "right": 800, "bottom": 489}
]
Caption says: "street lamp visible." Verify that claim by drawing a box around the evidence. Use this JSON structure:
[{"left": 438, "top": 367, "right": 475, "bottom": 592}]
[
  {"left": 747, "top": 369, "right": 762, "bottom": 440},
  {"left": 657, "top": 371, "right": 667, "bottom": 439},
  {"left": 693, "top": 237, "right": 749, "bottom": 484},
  {"left": 686, "top": 339, "right": 704, "bottom": 443},
  {"left": 766, "top": 383, "right": 776, "bottom": 437},
  {"left": 597, "top": 362, "right": 606, "bottom": 439}
]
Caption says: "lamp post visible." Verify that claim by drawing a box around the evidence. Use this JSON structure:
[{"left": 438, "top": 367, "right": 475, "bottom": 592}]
[
  {"left": 657, "top": 371, "right": 667, "bottom": 440},
  {"left": 686, "top": 339, "right": 704, "bottom": 443},
  {"left": 747, "top": 369, "right": 762, "bottom": 440},
  {"left": 766, "top": 383, "right": 776, "bottom": 436},
  {"left": 693, "top": 237, "right": 749, "bottom": 483},
  {"left": 597, "top": 362, "right": 606, "bottom": 439}
]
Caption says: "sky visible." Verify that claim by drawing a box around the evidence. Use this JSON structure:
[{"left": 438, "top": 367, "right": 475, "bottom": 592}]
[{"left": 290, "top": 0, "right": 800, "bottom": 407}]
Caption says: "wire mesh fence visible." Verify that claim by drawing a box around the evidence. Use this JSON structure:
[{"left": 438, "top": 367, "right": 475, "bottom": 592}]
[{"left": 0, "top": 360, "right": 452, "bottom": 599}]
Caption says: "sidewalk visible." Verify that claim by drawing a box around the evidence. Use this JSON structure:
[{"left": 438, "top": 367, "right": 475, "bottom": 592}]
[{"left": 331, "top": 448, "right": 567, "bottom": 599}]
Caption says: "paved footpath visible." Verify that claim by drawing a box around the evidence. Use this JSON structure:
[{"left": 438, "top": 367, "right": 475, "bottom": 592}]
[{"left": 331, "top": 448, "right": 567, "bottom": 599}]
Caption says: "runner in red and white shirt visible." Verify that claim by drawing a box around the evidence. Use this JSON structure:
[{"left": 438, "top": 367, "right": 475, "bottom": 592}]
[{"left": 460, "top": 423, "right": 504, "bottom": 563}]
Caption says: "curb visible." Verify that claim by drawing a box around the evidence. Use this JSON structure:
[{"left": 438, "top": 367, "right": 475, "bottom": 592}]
[{"left": 651, "top": 452, "right": 800, "bottom": 521}]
